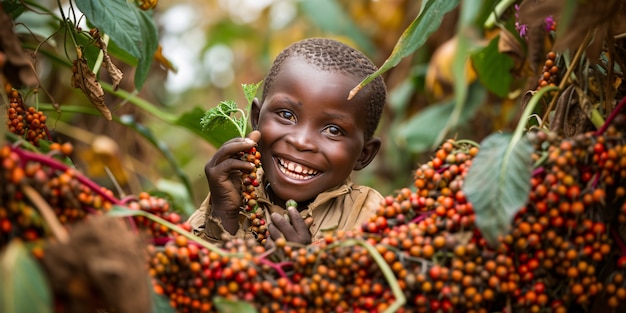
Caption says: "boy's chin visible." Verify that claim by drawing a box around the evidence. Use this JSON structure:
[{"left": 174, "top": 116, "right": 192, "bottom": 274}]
[{"left": 269, "top": 186, "right": 316, "bottom": 206}]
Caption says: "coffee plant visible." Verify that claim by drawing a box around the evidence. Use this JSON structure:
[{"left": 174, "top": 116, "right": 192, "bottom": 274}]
[
  {"left": 2, "top": 103, "right": 626, "bottom": 312},
  {"left": 3, "top": 0, "right": 626, "bottom": 313}
]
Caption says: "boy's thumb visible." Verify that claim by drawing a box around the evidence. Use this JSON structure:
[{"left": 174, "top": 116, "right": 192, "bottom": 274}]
[{"left": 247, "top": 130, "right": 261, "bottom": 143}]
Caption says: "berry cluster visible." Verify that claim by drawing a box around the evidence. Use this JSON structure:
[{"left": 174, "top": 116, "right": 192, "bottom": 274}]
[
  {"left": 128, "top": 191, "right": 187, "bottom": 240},
  {"left": 5, "top": 86, "right": 48, "bottom": 146},
  {"left": 2, "top": 109, "right": 626, "bottom": 313},
  {"left": 240, "top": 146, "right": 268, "bottom": 245},
  {"left": 537, "top": 51, "right": 559, "bottom": 91},
  {"left": 0, "top": 144, "right": 114, "bottom": 248}
]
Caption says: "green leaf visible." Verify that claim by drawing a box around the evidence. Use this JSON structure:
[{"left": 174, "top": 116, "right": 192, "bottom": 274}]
[
  {"left": 150, "top": 280, "right": 175, "bottom": 313},
  {"left": 213, "top": 296, "right": 258, "bottom": 313},
  {"left": 132, "top": 8, "right": 159, "bottom": 90},
  {"left": 463, "top": 133, "right": 534, "bottom": 247},
  {"left": 75, "top": 0, "right": 142, "bottom": 57},
  {"left": 242, "top": 81, "right": 262, "bottom": 109},
  {"left": 107, "top": 39, "right": 139, "bottom": 67},
  {"left": 1, "top": 0, "right": 27, "bottom": 19},
  {"left": 175, "top": 106, "right": 239, "bottom": 147},
  {"left": 0, "top": 241, "right": 52, "bottom": 313},
  {"left": 399, "top": 83, "right": 486, "bottom": 153},
  {"left": 200, "top": 100, "right": 245, "bottom": 137},
  {"left": 353, "top": 0, "right": 461, "bottom": 89},
  {"left": 470, "top": 35, "right": 514, "bottom": 98}
]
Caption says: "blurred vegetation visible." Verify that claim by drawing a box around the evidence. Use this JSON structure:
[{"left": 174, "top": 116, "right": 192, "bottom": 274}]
[{"left": 3, "top": 0, "right": 623, "bottom": 223}]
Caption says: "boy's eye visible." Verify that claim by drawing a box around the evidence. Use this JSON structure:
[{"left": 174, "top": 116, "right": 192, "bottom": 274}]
[
  {"left": 323, "top": 125, "right": 343, "bottom": 136},
  {"left": 278, "top": 110, "right": 295, "bottom": 121}
]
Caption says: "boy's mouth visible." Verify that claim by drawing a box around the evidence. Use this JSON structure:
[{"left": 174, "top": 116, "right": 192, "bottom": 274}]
[{"left": 276, "top": 157, "right": 320, "bottom": 180}]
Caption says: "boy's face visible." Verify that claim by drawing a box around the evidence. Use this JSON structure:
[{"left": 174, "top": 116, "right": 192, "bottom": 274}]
[{"left": 252, "top": 57, "right": 380, "bottom": 204}]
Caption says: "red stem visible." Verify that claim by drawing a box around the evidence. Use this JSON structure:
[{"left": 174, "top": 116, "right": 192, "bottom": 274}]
[
  {"left": 11, "top": 146, "right": 122, "bottom": 205},
  {"left": 259, "top": 258, "right": 293, "bottom": 280},
  {"left": 595, "top": 94, "right": 626, "bottom": 136},
  {"left": 410, "top": 211, "right": 432, "bottom": 224},
  {"left": 611, "top": 228, "right": 626, "bottom": 256},
  {"left": 532, "top": 167, "right": 545, "bottom": 177}
]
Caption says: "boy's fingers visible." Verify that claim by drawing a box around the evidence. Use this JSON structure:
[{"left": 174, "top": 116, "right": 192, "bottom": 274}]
[
  {"left": 287, "top": 207, "right": 309, "bottom": 234},
  {"left": 268, "top": 222, "right": 284, "bottom": 241},
  {"left": 247, "top": 130, "right": 261, "bottom": 143}
]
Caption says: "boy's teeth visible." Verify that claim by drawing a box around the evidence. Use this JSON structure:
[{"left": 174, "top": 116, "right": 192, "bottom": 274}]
[{"left": 278, "top": 158, "right": 318, "bottom": 179}]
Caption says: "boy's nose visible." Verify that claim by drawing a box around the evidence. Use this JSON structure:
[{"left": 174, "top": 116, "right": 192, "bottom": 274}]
[{"left": 286, "top": 128, "right": 318, "bottom": 152}]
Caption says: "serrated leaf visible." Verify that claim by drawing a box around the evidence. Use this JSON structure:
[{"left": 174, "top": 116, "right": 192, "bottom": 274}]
[
  {"left": 463, "top": 133, "right": 534, "bottom": 247},
  {"left": 213, "top": 296, "right": 257, "bottom": 313},
  {"left": 0, "top": 241, "right": 52, "bottom": 313},
  {"left": 175, "top": 106, "right": 239, "bottom": 147},
  {"left": 200, "top": 100, "right": 240, "bottom": 132},
  {"left": 242, "top": 82, "right": 262, "bottom": 107},
  {"left": 470, "top": 35, "right": 514, "bottom": 98}
]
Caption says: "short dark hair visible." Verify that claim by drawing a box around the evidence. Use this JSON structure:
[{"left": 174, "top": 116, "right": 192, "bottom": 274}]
[{"left": 261, "top": 38, "right": 386, "bottom": 140}]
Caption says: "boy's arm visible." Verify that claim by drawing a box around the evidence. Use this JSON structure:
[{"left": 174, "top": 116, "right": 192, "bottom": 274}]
[{"left": 187, "top": 195, "right": 246, "bottom": 243}]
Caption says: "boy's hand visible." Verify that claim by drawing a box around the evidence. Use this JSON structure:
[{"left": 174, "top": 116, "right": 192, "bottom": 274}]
[
  {"left": 205, "top": 131, "right": 261, "bottom": 230},
  {"left": 268, "top": 207, "right": 314, "bottom": 245}
]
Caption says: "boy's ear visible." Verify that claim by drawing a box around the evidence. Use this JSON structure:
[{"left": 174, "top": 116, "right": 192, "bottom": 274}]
[
  {"left": 353, "top": 137, "right": 381, "bottom": 171},
  {"left": 251, "top": 98, "right": 261, "bottom": 130}
]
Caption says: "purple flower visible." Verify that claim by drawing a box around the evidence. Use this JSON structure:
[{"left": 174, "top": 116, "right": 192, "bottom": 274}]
[
  {"left": 544, "top": 15, "right": 555, "bottom": 32},
  {"left": 514, "top": 4, "right": 528, "bottom": 39},
  {"left": 516, "top": 23, "right": 528, "bottom": 38}
]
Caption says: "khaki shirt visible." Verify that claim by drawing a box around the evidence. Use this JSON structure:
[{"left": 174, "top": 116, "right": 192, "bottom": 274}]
[{"left": 187, "top": 174, "right": 383, "bottom": 244}]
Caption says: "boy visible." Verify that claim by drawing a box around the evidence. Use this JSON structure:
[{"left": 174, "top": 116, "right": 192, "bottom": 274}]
[{"left": 188, "top": 38, "right": 387, "bottom": 245}]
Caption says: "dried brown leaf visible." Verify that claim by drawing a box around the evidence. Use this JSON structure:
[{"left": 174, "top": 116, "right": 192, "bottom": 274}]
[
  {"left": 498, "top": 28, "right": 527, "bottom": 76},
  {"left": 0, "top": 5, "right": 37, "bottom": 87},
  {"left": 94, "top": 34, "right": 124, "bottom": 90},
  {"left": 71, "top": 56, "right": 111, "bottom": 120}
]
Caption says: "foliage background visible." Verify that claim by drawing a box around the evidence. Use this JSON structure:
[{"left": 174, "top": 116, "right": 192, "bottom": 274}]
[{"left": 5, "top": 0, "right": 520, "bottom": 218}]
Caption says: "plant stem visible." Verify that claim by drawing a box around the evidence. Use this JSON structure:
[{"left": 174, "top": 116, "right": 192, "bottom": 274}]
[
  {"left": 107, "top": 206, "right": 242, "bottom": 258},
  {"left": 100, "top": 82, "right": 176, "bottom": 123}
]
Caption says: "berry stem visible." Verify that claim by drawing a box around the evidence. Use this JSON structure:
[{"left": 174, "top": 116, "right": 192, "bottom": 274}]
[
  {"left": 610, "top": 228, "right": 626, "bottom": 256},
  {"left": 258, "top": 258, "right": 293, "bottom": 280},
  {"left": 595, "top": 94, "right": 626, "bottom": 136}
]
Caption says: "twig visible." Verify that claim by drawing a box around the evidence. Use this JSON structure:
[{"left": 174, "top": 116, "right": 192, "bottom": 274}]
[
  {"left": 21, "top": 184, "right": 69, "bottom": 243},
  {"left": 540, "top": 31, "right": 593, "bottom": 128}
]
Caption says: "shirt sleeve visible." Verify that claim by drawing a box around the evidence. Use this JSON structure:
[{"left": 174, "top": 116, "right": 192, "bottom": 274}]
[{"left": 186, "top": 194, "right": 247, "bottom": 244}]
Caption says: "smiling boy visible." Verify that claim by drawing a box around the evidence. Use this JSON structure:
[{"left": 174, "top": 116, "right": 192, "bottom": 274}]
[{"left": 188, "top": 38, "right": 387, "bottom": 245}]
